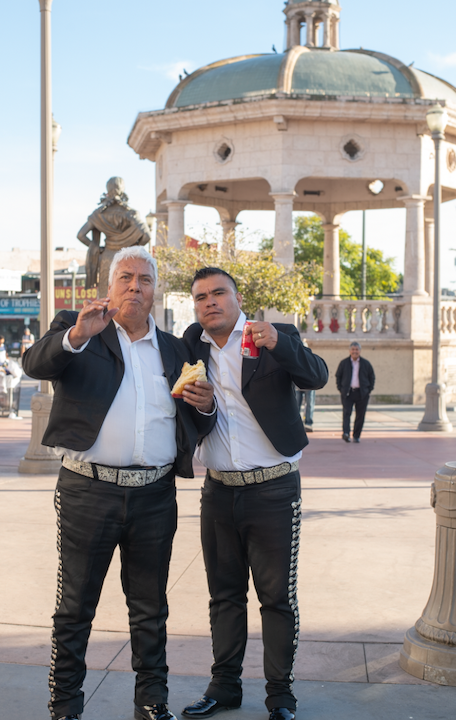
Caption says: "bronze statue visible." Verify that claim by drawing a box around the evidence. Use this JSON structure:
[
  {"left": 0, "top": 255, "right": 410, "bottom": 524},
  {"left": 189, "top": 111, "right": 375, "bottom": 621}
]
[{"left": 77, "top": 177, "right": 151, "bottom": 297}]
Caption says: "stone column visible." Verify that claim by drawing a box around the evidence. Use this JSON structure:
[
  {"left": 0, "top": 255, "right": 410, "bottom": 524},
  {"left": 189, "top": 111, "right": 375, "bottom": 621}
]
[
  {"left": 154, "top": 211, "right": 168, "bottom": 247},
  {"left": 305, "top": 14, "right": 314, "bottom": 46},
  {"left": 220, "top": 220, "right": 240, "bottom": 258},
  {"left": 290, "top": 16, "right": 301, "bottom": 47},
  {"left": 322, "top": 223, "right": 340, "bottom": 298},
  {"left": 425, "top": 218, "right": 435, "bottom": 298},
  {"left": 270, "top": 192, "right": 295, "bottom": 267},
  {"left": 400, "top": 461, "right": 456, "bottom": 684},
  {"left": 402, "top": 196, "right": 428, "bottom": 296},
  {"left": 285, "top": 20, "right": 292, "bottom": 50},
  {"left": 322, "top": 12, "right": 331, "bottom": 47},
  {"left": 152, "top": 210, "right": 169, "bottom": 330},
  {"left": 334, "top": 18, "right": 340, "bottom": 50},
  {"left": 164, "top": 201, "right": 187, "bottom": 248}
]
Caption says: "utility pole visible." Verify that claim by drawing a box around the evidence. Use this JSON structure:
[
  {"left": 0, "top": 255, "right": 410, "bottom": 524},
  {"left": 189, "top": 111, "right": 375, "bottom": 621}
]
[{"left": 361, "top": 210, "right": 367, "bottom": 300}]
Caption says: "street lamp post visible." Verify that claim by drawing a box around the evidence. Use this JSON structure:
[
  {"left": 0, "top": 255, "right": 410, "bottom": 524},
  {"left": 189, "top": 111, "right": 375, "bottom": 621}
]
[
  {"left": 68, "top": 259, "right": 79, "bottom": 311},
  {"left": 418, "top": 104, "right": 452, "bottom": 432},
  {"left": 145, "top": 211, "right": 155, "bottom": 255},
  {"left": 19, "top": 0, "right": 61, "bottom": 473},
  {"left": 361, "top": 210, "right": 367, "bottom": 300}
]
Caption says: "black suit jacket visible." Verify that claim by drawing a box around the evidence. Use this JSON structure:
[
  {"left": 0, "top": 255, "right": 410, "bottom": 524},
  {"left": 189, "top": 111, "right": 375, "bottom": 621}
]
[
  {"left": 22, "top": 310, "right": 216, "bottom": 478},
  {"left": 335, "top": 356, "right": 375, "bottom": 399},
  {"left": 183, "top": 322, "right": 328, "bottom": 457}
]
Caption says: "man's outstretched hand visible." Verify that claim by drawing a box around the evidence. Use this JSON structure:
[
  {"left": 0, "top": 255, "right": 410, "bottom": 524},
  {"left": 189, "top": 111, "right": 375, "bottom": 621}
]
[{"left": 68, "top": 298, "right": 118, "bottom": 349}]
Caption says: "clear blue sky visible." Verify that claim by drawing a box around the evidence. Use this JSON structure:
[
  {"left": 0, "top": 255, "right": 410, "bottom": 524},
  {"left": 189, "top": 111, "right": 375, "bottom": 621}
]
[{"left": 2, "top": 1, "right": 456, "bottom": 284}]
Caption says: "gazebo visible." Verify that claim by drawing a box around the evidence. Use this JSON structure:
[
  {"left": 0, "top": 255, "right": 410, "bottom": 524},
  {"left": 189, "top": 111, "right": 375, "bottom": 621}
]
[{"left": 128, "top": 0, "right": 456, "bottom": 403}]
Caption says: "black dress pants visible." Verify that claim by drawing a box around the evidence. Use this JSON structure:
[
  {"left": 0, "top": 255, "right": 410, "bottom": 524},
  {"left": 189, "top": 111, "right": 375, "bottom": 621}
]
[
  {"left": 342, "top": 388, "right": 370, "bottom": 438},
  {"left": 200, "top": 470, "right": 301, "bottom": 711},
  {"left": 49, "top": 466, "right": 177, "bottom": 719}
]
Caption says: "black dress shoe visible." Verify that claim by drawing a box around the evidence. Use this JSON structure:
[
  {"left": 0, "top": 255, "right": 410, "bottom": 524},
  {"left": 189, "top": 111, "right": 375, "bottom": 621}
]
[
  {"left": 135, "top": 704, "right": 177, "bottom": 720},
  {"left": 181, "top": 696, "right": 240, "bottom": 718},
  {"left": 353, "top": 437, "right": 360, "bottom": 443},
  {"left": 342, "top": 433, "right": 351, "bottom": 442},
  {"left": 269, "top": 709, "right": 296, "bottom": 720}
]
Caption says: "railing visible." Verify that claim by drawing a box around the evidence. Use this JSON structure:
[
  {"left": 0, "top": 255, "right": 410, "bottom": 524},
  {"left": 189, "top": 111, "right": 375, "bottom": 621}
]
[
  {"left": 441, "top": 301, "right": 456, "bottom": 336},
  {"left": 306, "top": 299, "right": 404, "bottom": 337}
]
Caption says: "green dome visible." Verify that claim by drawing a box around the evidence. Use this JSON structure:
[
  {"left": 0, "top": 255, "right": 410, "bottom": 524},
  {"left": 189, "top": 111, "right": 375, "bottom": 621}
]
[
  {"left": 167, "top": 55, "right": 283, "bottom": 108},
  {"left": 165, "top": 49, "right": 456, "bottom": 109},
  {"left": 291, "top": 51, "right": 412, "bottom": 97}
]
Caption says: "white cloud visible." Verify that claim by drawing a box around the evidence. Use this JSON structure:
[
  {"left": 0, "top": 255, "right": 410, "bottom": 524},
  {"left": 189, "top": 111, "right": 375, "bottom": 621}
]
[
  {"left": 137, "top": 61, "right": 195, "bottom": 80},
  {"left": 428, "top": 52, "right": 456, "bottom": 67}
]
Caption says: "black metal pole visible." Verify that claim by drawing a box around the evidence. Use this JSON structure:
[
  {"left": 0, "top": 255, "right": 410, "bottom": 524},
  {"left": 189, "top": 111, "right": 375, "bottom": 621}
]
[{"left": 361, "top": 210, "right": 367, "bottom": 300}]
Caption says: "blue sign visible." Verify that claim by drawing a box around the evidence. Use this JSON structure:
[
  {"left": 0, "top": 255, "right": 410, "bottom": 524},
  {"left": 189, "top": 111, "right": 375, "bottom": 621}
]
[{"left": 0, "top": 297, "right": 40, "bottom": 316}]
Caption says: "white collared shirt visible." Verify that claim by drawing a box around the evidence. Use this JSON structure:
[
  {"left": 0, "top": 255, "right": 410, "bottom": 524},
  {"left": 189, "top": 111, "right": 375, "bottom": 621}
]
[
  {"left": 350, "top": 357, "right": 360, "bottom": 389},
  {"left": 195, "top": 311, "right": 301, "bottom": 471},
  {"left": 57, "top": 315, "right": 177, "bottom": 467}
]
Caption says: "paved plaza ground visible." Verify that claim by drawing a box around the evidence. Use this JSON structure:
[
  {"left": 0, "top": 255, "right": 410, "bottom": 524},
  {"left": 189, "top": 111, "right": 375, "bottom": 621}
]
[{"left": 1, "top": 378, "right": 456, "bottom": 718}]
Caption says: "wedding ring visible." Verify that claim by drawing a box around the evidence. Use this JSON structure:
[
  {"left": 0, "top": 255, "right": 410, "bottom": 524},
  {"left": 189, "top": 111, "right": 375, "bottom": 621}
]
[{"left": 258, "top": 332, "right": 262, "bottom": 338}]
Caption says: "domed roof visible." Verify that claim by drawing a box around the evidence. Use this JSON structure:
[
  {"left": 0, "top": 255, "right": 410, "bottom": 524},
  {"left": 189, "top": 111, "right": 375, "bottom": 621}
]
[{"left": 165, "top": 48, "right": 456, "bottom": 109}]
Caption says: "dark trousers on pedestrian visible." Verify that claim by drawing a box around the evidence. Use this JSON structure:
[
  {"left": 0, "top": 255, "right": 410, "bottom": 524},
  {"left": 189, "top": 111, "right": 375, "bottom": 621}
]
[
  {"left": 200, "top": 470, "right": 301, "bottom": 711},
  {"left": 342, "top": 388, "right": 370, "bottom": 438},
  {"left": 49, "top": 466, "right": 177, "bottom": 719},
  {"left": 295, "top": 389, "right": 315, "bottom": 426}
]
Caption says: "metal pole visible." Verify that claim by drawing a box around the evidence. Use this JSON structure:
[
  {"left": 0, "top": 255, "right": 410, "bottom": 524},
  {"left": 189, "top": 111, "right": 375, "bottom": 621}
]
[
  {"left": 72, "top": 271, "right": 76, "bottom": 311},
  {"left": 39, "top": 0, "right": 54, "bottom": 395},
  {"left": 361, "top": 210, "right": 367, "bottom": 300},
  {"left": 18, "top": 0, "right": 61, "bottom": 473},
  {"left": 433, "top": 135, "right": 441, "bottom": 386},
  {"left": 418, "top": 125, "right": 452, "bottom": 432}
]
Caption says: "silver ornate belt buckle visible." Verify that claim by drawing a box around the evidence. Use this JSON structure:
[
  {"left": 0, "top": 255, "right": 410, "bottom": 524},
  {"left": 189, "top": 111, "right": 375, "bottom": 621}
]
[
  {"left": 117, "top": 469, "right": 146, "bottom": 487},
  {"left": 147, "top": 468, "right": 158, "bottom": 483},
  {"left": 243, "top": 471, "right": 255, "bottom": 485},
  {"left": 254, "top": 470, "right": 264, "bottom": 483}
]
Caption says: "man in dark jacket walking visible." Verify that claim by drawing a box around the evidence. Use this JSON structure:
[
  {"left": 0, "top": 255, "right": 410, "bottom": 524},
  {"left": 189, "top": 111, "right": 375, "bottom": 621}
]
[{"left": 335, "top": 341, "right": 375, "bottom": 443}]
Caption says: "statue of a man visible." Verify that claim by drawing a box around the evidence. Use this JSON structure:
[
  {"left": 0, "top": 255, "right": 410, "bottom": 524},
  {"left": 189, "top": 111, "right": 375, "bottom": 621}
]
[{"left": 77, "top": 177, "right": 151, "bottom": 297}]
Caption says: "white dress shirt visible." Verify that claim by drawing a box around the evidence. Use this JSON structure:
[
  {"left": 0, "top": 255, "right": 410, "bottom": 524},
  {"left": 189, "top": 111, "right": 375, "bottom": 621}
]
[
  {"left": 195, "top": 311, "right": 301, "bottom": 471},
  {"left": 57, "top": 315, "right": 177, "bottom": 467},
  {"left": 350, "top": 357, "right": 360, "bottom": 389}
]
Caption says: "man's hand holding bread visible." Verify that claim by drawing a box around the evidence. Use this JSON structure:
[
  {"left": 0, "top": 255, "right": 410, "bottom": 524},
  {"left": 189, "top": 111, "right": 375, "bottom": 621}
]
[{"left": 171, "top": 360, "right": 214, "bottom": 413}]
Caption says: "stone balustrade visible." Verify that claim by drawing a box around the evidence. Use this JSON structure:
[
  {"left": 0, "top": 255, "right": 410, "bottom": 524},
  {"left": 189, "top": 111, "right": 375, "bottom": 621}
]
[
  {"left": 305, "top": 298, "right": 404, "bottom": 337},
  {"left": 306, "top": 298, "right": 456, "bottom": 339},
  {"left": 441, "top": 301, "right": 456, "bottom": 336}
]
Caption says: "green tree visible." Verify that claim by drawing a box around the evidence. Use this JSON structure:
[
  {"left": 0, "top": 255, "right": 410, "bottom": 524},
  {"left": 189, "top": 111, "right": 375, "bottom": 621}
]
[
  {"left": 261, "top": 215, "right": 401, "bottom": 297},
  {"left": 155, "top": 237, "right": 319, "bottom": 318}
]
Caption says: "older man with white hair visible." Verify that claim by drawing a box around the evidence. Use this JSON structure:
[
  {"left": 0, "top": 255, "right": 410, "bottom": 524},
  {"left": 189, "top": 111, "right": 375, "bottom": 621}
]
[{"left": 23, "top": 247, "right": 216, "bottom": 720}]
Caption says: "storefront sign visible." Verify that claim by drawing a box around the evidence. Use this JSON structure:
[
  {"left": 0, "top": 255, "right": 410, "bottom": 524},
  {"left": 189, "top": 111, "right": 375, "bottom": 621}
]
[
  {"left": 0, "top": 270, "right": 24, "bottom": 292},
  {"left": 0, "top": 297, "right": 40, "bottom": 316},
  {"left": 55, "top": 287, "right": 97, "bottom": 310}
]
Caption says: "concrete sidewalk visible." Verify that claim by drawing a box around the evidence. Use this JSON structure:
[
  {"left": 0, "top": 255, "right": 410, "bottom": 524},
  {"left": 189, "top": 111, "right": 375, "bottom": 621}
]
[{"left": 1, "top": 396, "right": 456, "bottom": 718}]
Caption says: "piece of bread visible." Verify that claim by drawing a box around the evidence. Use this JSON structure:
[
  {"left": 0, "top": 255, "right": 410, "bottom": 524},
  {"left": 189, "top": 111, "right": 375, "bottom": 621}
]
[{"left": 171, "top": 359, "right": 207, "bottom": 398}]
